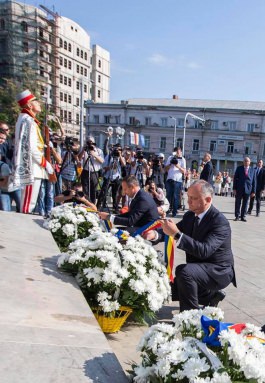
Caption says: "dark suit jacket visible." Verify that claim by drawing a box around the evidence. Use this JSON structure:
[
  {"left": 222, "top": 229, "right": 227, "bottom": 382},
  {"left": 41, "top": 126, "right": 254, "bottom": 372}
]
[
  {"left": 255, "top": 167, "right": 265, "bottom": 192},
  {"left": 233, "top": 165, "right": 256, "bottom": 195},
  {"left": 113, "top": 189, "right": 159, "bottom": 227},
  {"left": 177, "top": 205, "right": 236, "bottom": 287},
  {"left": 200, "top": 161, "right": 214, "bottom": 184}
]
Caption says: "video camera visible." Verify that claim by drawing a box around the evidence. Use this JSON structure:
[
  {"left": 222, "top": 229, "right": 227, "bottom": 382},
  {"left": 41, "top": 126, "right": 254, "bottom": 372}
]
[
  {"left": 170, "top": 156, "right": 179, "bottom": 165},
  {"left": 65, "top": 136, "right": 77, "bottom": 149},
  {"left": 111, "top": 145, "right": 122, "bottom": 158},
  {"left": 136, "top": 149, "right": 144, "bottom": 160},
  {"left": 85, "top": 140, "right": 96, "bottom": 151}
]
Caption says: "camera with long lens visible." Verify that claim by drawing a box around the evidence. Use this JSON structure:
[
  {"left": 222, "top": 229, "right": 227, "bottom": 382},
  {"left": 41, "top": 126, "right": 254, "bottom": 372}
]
[
  {"left": 152, "top": 155, "right": 161, "bottom": 171},
  {"left": 64, "top": 189, "right": 84, "bottom": 202},
  {"left": 170, "top": 156, "right": 179, "bottom": 165},
  {"left": 136, "top": 150, "right": 144, "bottom": 160},
  {"left": 85, "top": 140, "right": 95, "bottom": 151},
  {"left": 112, "top": 147, "right": 121, "bottom": 158},
  {"left": 65, "top": 136, "right": 75, "bottom": 148}
]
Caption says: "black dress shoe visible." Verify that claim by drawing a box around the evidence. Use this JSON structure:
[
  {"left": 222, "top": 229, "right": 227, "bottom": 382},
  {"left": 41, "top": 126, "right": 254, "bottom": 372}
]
[
  {"left": 234, "top": 217, "right": 239, "bottom": 221},
  {"left": 208, "top": 290, "right": 226, "bottom": 307},
  {"left": 241, "top": 217, "right": 247, "bottom": 222},
  {"left": 247, "top": 211, "right": 251, "bottom": 215},
  {"left": 256, "top": 213, "right": 260, "bottom": 217},
  {"left": 261, "top": 324, "right": 265, "bottom": 333}
]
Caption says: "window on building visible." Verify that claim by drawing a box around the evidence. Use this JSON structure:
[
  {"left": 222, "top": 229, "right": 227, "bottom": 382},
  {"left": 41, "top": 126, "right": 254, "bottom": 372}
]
[
  {"left": 93, "top": 115, "right": 99, "bottom": 124},
  {"left": 68, "top": 78, "right": 71, "bottom": 87},
  {"left": 144, "top": 136, "right": 150, "bottom": 150},
  {"left": 193, "top": 139, "right": 200, "bottom": 151},
  {"left": 98, "top": 59, "right": 101, "bottom": 68},
  {"left": 60, "top": 110, "right": 63, "bottom": 120},
  {"left": 114, "top": 115, "right": 120, "bottom": 124},
  {"left": 160, "top": 137, "right": 166, "bottom": 152},
  {"left": 77, "top": 64, "right": 79, "bottom": 73},
  {"left": 227, "top": 141, "right": 234, "bottom": 153},
  {"left": 59, "top": 38, "right": 63, "bottom": 48},
  {"left": 68, "top": 43, "right": 71, "bottom": 52},
  {"left": 211, "top": 120, "right": 219, "bottom": 130},
  {"left": 68, "top": 111, "right": 72, "bottom": 123},
  {"left": 210, "top": 140, "right": 217, "bottom": 152},
  {"left": 23, "top": 41, "right": 29, "bottom": 52},
  {"left": 98, "top": 75, "right": 101, "bottom": 83},
  {"left": 178, "top": 118, "right": 184, "bottom": 127},
  {"left": 40, "top": 66, "right": 44, "bottom": 77},
  {"left": 21, "top": 21, "right": 28, "bottom": 32},
  {"left": 59, "top": 56, "right": 63, "bottom": 66},
  {"left": 64, "top": 40, "right": 67, "bottom": 50},
  {"left": 81, "top": 50, "right": 83, "bottom": 58},
  {"left": 68, "top": 95, "right": 72, "bottom": 104},
  {"left": 84, "top": 68, "right": 87, "bottom": 76},
  {"left": 161, "top": 117, "right": 168, "bottom": 127},
  {"left": 84, "top": 84, "right": 87, "bottom": 93},
  {"left": 40, "top": 86, "right": 45, "bottom": 96},
  {"left": 104, "top": 115, "right": 111, "bottom": 124},
  {"left": 176, "top": 138, "right": 183, "bottom": 149},
  {"left": 64, "top": 58, "right": 67, "bottom": 68},
  {"left": 84, "top": 52, "right": 87, "bottom": 60},
  {"left": 145, "top": 117, "right": 151, "bottom": 126},
  {"left": 39, "top": 49, "right": 44, "bottom": 57},
  {"left": 247, "top": 123, "right": 255, "bottom": 133},
  {"left": 64, "top": 94, "right": 67, "bottom": 102},
  {"left": 39, "top": 27, "right": 44, "bottom": 38},
  {"left": 77, "top": 47, "right": 80, "bottom": 56},
  {"left": 76, "top": 97, "right": 80, "bottom": 106},
  {"left": 68, "top": 61, "right": 72, "bottom": 70},
  {"left": 129, "top": 116, "right": 136, "bottom": 125},
  {"left": 60, "top": 74, "right": 63, "bottom": 84},
  {"left": 98, "top": 90, "right": 101, "bottom": 98},
  {"left": 76, "top": 113, "right": 80, "bottom": 125},
  {"left": 80, "top": 66, "right": 83, "bottom": 75},
  {"left": 76, "top": 81, "right": 80, "bottom": 90},
  {"left": 64, "top": 76, "right": 67, "bottom": 85},
  {"left": 0, "top": 19, "right": 5, "bottom": 30},
  {"left": 228, "top": 121, "right": 236, "bottom": 131},
  {"left": 245, "top": 142, "right": 252, "bottom": 155},
  {"left": 60, "top": 92, "right": 63, "bottom": 101}
]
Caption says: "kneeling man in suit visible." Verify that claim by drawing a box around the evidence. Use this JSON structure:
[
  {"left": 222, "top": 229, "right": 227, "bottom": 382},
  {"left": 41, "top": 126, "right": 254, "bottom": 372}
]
[
  {"left": 98, "top": 175, "right": 159, "bottom": 234},
  {"left": 145, "top": 179, "right": 236, "bottom": 312}
]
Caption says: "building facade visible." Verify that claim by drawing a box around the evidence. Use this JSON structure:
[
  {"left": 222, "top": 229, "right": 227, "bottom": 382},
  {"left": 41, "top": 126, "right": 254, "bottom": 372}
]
[
  {"left": 0, "top": 0, "right": 110, "bottom": 137},
  {"left": 85, "top": 97, "right": 265, "bottom": 174}
]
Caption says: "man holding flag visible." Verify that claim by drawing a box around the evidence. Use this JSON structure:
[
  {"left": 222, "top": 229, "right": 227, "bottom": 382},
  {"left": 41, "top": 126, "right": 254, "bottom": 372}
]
[{"left": 145, "top": 180, "right": 236, "bottom": 312}]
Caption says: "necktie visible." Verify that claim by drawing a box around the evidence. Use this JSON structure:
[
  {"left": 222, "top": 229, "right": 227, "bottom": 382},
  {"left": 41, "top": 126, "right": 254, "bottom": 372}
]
[
  {"left": 192, "top": 216, "right": 200, "bottom": 236},
  {"left": 257, "top": 168, "right": 260, "bottom": 176},
  {"left": 245, "top": 167, "right": 248, "bottom": 176}
]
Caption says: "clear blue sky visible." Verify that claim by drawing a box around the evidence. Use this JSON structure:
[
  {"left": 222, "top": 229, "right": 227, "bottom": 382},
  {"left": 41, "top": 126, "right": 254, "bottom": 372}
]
[{"left": 24, "top": 0, "right": 265, "bottom": 102}]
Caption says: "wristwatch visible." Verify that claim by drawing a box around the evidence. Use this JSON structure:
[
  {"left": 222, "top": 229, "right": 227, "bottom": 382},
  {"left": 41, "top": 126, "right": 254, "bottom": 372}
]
[{"left": 174, "top": 232, "right": 182, "bottom": 240}]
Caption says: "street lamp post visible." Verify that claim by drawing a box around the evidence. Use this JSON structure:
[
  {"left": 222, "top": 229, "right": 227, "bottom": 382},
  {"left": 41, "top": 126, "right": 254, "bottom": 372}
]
[
  {"left": 183, "top": 112, "right": 206, "bottom": 157},
  {"left": 79, "top": 79, "right": 84, "bottom": 147},
  {"left": 169, "top": 116, "right": 177, "bottom": 149}
]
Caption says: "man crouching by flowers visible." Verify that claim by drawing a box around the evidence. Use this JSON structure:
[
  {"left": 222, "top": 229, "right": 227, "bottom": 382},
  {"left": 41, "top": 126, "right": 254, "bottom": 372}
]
[{"left": 143, "top": 180, "right": 236, "bottom": 312}]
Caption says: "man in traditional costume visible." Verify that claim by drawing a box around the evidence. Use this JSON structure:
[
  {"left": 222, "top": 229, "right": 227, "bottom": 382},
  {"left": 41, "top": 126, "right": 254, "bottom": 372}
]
[{"left": 14, "top": 89, "right": 54, "bottom": 214}]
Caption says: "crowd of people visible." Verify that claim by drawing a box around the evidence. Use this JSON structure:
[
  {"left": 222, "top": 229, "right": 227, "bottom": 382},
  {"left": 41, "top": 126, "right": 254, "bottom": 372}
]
[{"left": 2, "top": 88, "right": 265, "bottom": 314}]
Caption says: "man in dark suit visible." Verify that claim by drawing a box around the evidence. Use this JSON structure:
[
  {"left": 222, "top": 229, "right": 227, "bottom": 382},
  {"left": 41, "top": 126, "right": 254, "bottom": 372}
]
[
  {"left": 145, "top": 180, "right": 236, "bottom": 312},
  {"left": 233, "top": 157, "right": 256, "bottom": 222},
  {"left": 98, "top": 175, "right": 159, "bottom": 234},
  {"left": 247, "top": 159, "right": 265, "bottom": 217},
  {"left": 200, "top": 152, "right": 214, "bottom": 185}
]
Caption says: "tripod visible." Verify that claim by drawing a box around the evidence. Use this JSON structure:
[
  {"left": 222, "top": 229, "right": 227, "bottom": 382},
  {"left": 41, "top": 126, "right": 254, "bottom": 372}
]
[
  {"left": 81, "top": 150, "right": 101, "bottom": 204},
  {"left": 96, "top": 155, "right": 121, "bottom": 213},
  {"left": 135, "top": 162, "right": 145, "bottom": 188},
  {"left": 59, "top": 148, "right": 78, "bottom": 192}
]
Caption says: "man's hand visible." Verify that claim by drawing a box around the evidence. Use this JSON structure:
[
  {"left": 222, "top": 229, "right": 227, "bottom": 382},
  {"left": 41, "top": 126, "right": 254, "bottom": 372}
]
[
  {"left": 251, "top": 192, "right": 255, "bottom": 198},
  {"left": 160, "top": 218, "right": 179, "bottom": 237},
  {"left": 98, "top": 211, "right": 110, "bottom": 220},
  {"left": 45, "top": 161, "right": 54, "bottom": 174},
  {"left": 142, "top": 230, "right": 156, "bottom": 241}
]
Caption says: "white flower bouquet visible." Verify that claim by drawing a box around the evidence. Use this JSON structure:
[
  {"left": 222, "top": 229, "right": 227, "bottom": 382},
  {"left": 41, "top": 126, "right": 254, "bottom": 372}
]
[
  {"left": 131, "top": 307, "right": 265, "bottom": 382},
  {"left": 47, "top": 203, "right": 101, "bottom": 252},
  {"left": 57, "top": 229, "right": 171, "bottom": 323}
]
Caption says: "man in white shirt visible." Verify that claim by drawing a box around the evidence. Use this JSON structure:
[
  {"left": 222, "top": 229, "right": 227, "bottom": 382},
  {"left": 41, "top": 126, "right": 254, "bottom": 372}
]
[{"left": 165, "top": 147, "right": 186, "bottom": 217}]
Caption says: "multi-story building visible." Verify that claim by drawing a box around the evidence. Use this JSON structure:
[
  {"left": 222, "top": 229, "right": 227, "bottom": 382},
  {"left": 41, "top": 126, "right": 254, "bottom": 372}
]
[
  {"left": 85, "top": 96, "right": 265, "bottom": 174},
  {"left": 0, "top": 0, "right": 110, "bottom": 138}
]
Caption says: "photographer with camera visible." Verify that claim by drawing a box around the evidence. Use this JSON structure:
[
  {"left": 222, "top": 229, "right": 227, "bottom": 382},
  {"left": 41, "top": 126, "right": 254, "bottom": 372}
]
[
  {"left": 60, "top": 137, "right": 80, "bottom": 191},
  {"left": 131, "top": 148, "right": 149, "bottom": 188},
  {"left": 149, "top": 153, "right": 165, "bottom": 189},
  {"left": 96, "top": 143, "right": 126, "bottom": 212},
  {"left": 78, "top": 135, "right": 104, "bottom": 204},
  {"left": 54, "top": 181, "right": 97, "bottom": 210},
  {"left": 165, "top": 146, "right": 186, "bottom": 217},
  {"left": 145, "top": 179, "right": 169, "bottom": 216}
]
